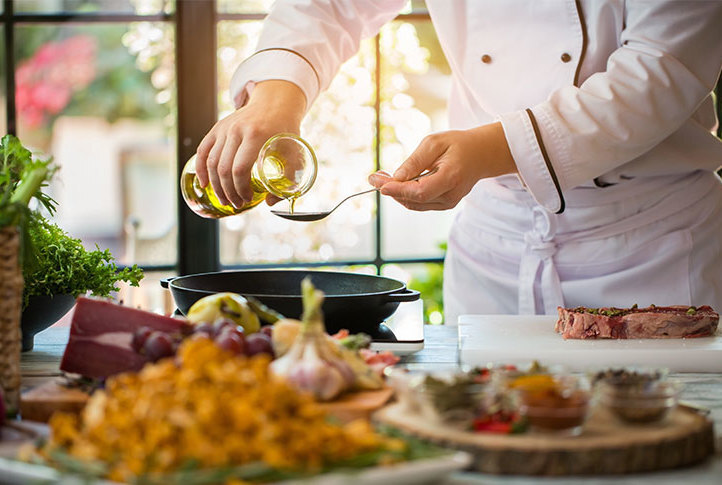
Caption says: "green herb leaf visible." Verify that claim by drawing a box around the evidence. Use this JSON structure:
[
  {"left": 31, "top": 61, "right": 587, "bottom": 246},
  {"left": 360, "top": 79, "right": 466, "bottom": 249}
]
[
  {"left": 0, "top": 135, "right": 56, "bottom": 266},
  {"left": 22, "top": 216, "right": 143, "bottom": 306}
]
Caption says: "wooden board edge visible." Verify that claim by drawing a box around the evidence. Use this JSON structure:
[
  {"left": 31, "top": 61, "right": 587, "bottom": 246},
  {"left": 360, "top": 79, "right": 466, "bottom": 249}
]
[{"left": 374, "top": 403, "right": 715, "bottom": 476}]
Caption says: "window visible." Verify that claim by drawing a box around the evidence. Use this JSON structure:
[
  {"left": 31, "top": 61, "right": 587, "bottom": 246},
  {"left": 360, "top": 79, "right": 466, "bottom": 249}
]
[{"left": 3, "top": 1, "right": 452, "bottom": 321}]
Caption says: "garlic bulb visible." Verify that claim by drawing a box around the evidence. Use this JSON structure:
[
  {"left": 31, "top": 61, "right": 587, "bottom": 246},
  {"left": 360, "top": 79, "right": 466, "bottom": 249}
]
[
  {"left": 270, "top": 278, "right": 355, "bottom": 401},
  {"left": 288, "top": 343, "right": 347, "bottom": 401}
]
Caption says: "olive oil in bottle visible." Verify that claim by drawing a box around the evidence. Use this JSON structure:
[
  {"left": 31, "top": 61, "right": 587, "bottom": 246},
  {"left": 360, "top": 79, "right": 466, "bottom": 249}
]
[{"left": 181, "top": 133, "right": 317, "bottom": 219}]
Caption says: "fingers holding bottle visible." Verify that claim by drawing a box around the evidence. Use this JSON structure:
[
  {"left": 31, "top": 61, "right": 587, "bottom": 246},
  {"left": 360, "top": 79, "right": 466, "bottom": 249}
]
[{"left": 194, "top": 80, "right": 307, "bottom": 210}]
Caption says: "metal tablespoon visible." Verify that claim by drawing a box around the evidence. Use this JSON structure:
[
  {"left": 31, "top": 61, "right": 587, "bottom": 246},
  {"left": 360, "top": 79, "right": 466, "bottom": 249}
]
[{"left": 271, "top": 168, "right": 438, "bottom": 222}]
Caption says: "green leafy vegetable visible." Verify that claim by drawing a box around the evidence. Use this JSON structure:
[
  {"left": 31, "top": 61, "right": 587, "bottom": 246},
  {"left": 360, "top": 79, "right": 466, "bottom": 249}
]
[
  {"left": 0, "top": 134, "right": 57, "bottom": 266},
  {"left": 22, "top": 216, "right": 143, "bottom": 306}
]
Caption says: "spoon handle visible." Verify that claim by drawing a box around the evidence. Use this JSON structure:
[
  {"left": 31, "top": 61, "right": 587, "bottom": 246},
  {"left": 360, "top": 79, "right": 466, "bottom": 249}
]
[
  {"left": 329, "top": 187, "right": 379, "bottom": 213},
  {"left": 331, "top": 167, "right": 438, "bottom": 213},
  {"left": 408, "top": 167, "right": 438, "bottom": 181}
]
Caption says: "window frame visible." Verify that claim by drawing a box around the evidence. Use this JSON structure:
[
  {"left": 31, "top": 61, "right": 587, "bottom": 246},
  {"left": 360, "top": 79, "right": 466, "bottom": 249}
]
[
  {"left": 2, "top": 0, "right": 442, "bottom": 278},
  {"left": 7, "top": 1, "right": 716, "bottom": 277}
]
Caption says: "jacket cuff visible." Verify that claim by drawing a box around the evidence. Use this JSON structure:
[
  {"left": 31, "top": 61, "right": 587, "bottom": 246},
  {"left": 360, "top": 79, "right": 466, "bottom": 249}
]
[
  {"left": 498, "top": 109, "right": 565, "bottom": 213},
  {"left": 229, "top": 48, "right": 321, "bottom": 109}
]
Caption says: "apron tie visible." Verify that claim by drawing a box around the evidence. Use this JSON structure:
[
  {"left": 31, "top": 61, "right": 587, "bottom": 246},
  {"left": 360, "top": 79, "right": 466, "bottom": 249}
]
[{"left": 518, "top": 207, "right": 564, "bottom": 314}]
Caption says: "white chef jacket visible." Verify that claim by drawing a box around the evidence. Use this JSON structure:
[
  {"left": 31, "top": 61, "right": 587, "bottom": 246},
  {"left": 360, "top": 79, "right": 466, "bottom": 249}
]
[{"left": 230, "top": 0, "right": 722, "bottom": 321}]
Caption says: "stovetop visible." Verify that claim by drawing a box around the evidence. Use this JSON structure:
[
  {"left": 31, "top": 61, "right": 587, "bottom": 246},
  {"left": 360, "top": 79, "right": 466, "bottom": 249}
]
[{"left": 368, "top": 299, "right": 425, "bottom": 356}]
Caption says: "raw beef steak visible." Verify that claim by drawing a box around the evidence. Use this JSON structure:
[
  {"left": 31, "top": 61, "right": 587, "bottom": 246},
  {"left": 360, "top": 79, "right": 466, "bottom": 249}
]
[{"left": 555, "top": 305, "right": 719, "bottom": 340}]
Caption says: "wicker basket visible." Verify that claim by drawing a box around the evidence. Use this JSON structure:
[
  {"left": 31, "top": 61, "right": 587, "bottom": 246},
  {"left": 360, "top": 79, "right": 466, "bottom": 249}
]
[{"left": 0, "top": 226, "right": 23, "bottom": 415}]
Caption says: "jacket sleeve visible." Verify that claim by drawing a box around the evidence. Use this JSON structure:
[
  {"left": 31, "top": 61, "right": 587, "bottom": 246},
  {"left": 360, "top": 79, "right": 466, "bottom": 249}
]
[
  {"left": 498, "top": 0, "right": 722, "bottom": 213},
  {"left": 229, "top": 0, "right": 406, "bottom": 109}
]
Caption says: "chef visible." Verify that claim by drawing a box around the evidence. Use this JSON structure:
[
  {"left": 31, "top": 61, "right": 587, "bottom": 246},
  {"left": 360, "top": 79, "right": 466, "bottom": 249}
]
[{"left": 195, "top": 1, "right": 722, "bottom": 325}]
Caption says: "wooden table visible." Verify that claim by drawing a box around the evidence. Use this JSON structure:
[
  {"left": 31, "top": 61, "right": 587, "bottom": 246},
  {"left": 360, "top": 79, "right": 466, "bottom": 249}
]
[{"left": 20, "top": 323, "right": 722, "bottom": 484}]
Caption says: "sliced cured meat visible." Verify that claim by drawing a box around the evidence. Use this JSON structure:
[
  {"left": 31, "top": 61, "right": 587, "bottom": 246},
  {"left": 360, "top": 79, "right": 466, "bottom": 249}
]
[
  {"left": 555, "top": 305, "right": 719, "bottom": 340},
  {"left": 60, "top": 297, "right": 190, "bottom": 378}
]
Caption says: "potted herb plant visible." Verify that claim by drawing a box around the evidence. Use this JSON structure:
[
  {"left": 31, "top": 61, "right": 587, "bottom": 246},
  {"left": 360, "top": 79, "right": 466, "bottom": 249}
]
[
  {"left": 21, "top": 217, "right": 144, "bottom": 351},
  {"left": 0, "top": 134, "right": 54, "bottom": 414}
]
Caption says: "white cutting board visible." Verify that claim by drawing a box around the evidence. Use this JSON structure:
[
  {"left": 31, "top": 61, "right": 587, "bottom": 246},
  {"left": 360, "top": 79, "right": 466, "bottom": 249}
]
[{"left": 458, "top": 315, "right": 722, "bottom": 373}]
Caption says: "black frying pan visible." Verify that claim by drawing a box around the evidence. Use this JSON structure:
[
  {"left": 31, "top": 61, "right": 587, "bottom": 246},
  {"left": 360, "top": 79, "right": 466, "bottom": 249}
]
[{"left": 160, "top": 269, "right": 420, "bottom": 332}]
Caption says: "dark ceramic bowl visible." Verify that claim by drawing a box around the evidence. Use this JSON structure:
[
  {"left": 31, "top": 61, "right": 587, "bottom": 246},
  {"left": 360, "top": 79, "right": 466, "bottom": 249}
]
[{"left": 21, "top": 294, "right": 76, "bottom": 351}]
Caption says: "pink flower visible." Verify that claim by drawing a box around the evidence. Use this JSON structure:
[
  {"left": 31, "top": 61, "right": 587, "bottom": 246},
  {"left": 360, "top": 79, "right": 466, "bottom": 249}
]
[{"left": 16, "top": 34, "right": 98, "bottom": 129}]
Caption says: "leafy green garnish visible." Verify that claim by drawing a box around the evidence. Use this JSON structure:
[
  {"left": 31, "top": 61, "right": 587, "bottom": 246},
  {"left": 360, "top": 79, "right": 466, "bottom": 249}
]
[
  {"left": 337, "top": 332, "right": 372, "bottom": 351},
  {"left": 22, "top": 216, "right": 143, "bottom": 306}
]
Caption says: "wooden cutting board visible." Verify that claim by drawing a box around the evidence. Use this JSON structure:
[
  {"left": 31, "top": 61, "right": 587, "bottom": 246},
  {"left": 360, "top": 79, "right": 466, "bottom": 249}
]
[
  {"left": 20, "top": 378, "right": 394, "bottom": 424},
  {"left": 20, "top": 379, "right": 90, "bottom": 423},
  {"left": 317, "top": 386, "right": 394, "bottom": 423},
  {"left": 375, "top": 401, "right": 714, "bottom": 476},
  {"left": 458, "top": 315, "right": 722, "bottom": 372}
]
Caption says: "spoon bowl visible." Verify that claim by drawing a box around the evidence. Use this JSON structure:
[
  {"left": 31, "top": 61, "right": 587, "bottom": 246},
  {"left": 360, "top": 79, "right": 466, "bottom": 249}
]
[
  {"left": 272, "top": 168, "right": 437, "bottom": 222},
  {"left": 271, "top": 210, "right": 339, "bottom": 222}
]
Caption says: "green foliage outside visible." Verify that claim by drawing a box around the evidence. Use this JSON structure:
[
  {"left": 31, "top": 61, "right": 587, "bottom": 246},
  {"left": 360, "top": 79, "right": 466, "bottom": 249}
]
[{"left": 408, "top": 242, "right": 446, "bottom": 325}]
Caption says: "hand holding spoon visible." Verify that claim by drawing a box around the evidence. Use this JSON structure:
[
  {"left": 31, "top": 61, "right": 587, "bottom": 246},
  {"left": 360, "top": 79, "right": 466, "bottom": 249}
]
[{"left": 271, "top": 168, "right": 438, "bottom": 222}]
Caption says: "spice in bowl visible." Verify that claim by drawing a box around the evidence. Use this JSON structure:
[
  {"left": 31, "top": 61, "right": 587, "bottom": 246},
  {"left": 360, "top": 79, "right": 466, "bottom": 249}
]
[
  {"left": 594, "top": 369, "right": 682, "bottom": 423},
  {"left": 510, "top": 374, "right": 592, "bottom": 436},
  {"left": 386, "top": 366, "right": 525, "bottom": 433},
  {"left": 416, "top": 372, "right": 492, "bottom": 427}
]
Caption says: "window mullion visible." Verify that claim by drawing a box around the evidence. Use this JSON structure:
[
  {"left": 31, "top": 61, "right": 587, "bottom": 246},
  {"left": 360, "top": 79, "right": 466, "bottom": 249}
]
[
  {"left": 374, "top": 34, "right": 383, "bottom": 275},
  {"left": 4, "top": 0, "right": 15, "bottom": 135},
  {"left": 176, "top": 0, "right": 219, "bottom": 275}
]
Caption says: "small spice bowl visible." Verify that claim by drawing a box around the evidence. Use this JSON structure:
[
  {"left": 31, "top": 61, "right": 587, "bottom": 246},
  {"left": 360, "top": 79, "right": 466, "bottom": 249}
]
[
  {"left": 385, "top": 366, "right": 505, "bottom": 429},
  {"left": 511, "top": 374, "right": 593, "bottom": 436},
  {"left": 384, "top": 366, "right": 427, "bottom": 412},
  {"left": 597, "top": 378, "right": 683, "bottom": 424}
]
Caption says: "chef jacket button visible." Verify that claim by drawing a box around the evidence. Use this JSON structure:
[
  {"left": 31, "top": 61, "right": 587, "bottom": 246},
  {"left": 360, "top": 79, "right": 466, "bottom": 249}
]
[
  {"left": 560, "top": 53, "right": 572, "bottom": 63},
  {"left": 481, "top": 54, "right": 492, "bottom": 64}
]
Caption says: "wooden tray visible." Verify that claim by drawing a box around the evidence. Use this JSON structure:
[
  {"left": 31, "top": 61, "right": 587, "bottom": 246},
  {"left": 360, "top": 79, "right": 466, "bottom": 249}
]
[{"left": 374, "top": 402, "right": 715, "bottom": 476}]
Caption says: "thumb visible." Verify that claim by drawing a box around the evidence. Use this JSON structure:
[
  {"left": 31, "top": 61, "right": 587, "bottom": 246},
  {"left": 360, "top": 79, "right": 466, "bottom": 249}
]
[
  {"left": 394, "top": 135, "right": 447, "bottom": 180},
  {"left": 368, "top": 170, "right": 392, "bottom": 188}
]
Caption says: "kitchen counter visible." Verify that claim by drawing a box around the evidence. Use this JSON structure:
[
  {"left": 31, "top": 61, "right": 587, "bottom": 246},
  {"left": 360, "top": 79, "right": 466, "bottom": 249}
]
[{"left": 20, "top": 323, "right": 722, "bottom": 484}]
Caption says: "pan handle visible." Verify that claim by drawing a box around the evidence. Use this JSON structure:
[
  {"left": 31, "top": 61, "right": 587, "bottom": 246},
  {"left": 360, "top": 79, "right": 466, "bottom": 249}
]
[
  {"left": 384, "top": 288, "right": 421, "bottom": 303},
  {"left": 159, "top": 277, "right": 176, "bottom": 289}
]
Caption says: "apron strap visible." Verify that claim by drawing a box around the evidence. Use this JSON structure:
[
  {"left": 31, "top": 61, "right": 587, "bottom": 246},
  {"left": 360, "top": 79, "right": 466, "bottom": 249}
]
[{"left": 518, "top": 207, "right": 564, "bottom": 314}]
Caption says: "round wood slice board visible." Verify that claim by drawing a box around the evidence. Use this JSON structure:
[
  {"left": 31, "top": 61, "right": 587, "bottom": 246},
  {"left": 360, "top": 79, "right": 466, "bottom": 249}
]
[{"left": 374, "top": 403, "right": 715, "bottom": 476}]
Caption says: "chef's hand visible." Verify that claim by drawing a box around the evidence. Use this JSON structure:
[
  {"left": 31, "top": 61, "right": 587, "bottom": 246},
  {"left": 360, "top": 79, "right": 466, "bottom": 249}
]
[
  {"left": 367, "top": 123, "right": 516, "bottom": 211},
  {"left": 195, "top": 80, "right": 306, "bottom": 208}
]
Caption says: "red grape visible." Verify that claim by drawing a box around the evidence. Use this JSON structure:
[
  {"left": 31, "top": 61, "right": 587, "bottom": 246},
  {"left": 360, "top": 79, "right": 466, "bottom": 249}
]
[
  {"left": 131, "top": 326, "right": 154, "bottom": 353},
  {"left": 194, "top": 322, "right": 214, "bottom": 336},
  {"left": 246, "top": 333, "right": 274, "bottom": 357},
  {"left": 212, "top": 318, "right": 236, "bottom": 336},
  {"left": 259, "top": 325, "right": 273, "bottom": 338},
  {"left": 218, "top": 325, "right": 245, "bottom": 340},
  {"left": 144, "top": 332, "right": 175, "bottom": 361},
  {"left": 215, "top": 331, "right": 246, "bottom": 355}
]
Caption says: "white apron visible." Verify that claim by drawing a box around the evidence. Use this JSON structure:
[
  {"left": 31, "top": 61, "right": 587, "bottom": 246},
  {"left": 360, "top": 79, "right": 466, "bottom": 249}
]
[{"left": 443, "top": 170, "right": 722, "bottom": 324}]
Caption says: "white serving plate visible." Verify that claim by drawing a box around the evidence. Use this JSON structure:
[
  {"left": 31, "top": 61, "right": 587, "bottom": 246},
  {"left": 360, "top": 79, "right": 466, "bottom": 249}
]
[{"left": 0, "top": 450, "right": 471, "bottom": 485}]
